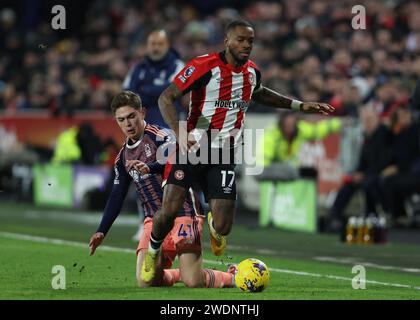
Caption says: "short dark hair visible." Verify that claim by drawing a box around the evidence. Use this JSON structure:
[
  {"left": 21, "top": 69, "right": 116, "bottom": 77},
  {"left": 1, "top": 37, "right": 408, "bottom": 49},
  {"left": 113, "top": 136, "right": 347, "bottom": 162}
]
[
  {"left": 110, "top": 91, "right": 142, "bottom": 114},
  {"left": 225, "top": 19, "right": 254, "bottom": 35}
]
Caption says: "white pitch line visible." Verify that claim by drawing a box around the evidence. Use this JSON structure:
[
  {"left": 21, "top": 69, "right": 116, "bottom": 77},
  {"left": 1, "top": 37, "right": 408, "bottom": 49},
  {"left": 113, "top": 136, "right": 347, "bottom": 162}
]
[
  {"left": 1, "top": 231, "right": 420, "bottom": 291},
  {"left": 314, "top": 256, "right": 420, "bottom": 274},
  {"left": 202, "top": 260, "right": 420, "bottom": 290},
  {"left": 23, "top": 210, "right": 139, "bottom": 226},
  {"left": 0, "top": 231, "right": 134, "bottom": 254}
]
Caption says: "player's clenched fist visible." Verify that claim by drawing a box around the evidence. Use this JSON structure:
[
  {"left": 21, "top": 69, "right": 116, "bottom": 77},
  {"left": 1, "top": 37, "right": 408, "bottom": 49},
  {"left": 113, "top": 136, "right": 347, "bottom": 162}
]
[{"left": 89, "top": 232, "right": 104, "bottom": 256}]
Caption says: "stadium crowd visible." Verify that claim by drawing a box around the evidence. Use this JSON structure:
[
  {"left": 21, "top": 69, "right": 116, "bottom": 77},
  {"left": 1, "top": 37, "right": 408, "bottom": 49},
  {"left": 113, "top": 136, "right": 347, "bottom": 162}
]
[
  {"left": 1, "top": 0, "right": 420, "bottom": 227},
  {"left": 0, "top": 0, "right": 419, "bottom": 118}
]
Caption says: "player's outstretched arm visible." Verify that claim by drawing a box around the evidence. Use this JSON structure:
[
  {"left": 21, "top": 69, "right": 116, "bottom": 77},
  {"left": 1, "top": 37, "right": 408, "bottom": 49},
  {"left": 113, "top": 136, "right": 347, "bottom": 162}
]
[
  {"left": 89, "top": 159, "right": 130, "bottom": 256},
  {"left": 252, "top": 86, "right": 334, "bottom": 115}
]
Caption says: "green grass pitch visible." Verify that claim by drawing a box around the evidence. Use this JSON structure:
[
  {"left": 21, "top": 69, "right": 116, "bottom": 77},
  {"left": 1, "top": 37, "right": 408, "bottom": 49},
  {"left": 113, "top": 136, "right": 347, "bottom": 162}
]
[{"left": 1, "top": 201, "right": 419, "bottom": 300}]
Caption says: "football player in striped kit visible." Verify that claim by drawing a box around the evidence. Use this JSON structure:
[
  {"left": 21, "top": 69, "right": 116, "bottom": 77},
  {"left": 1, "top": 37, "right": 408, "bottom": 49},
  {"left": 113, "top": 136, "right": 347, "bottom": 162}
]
[{"left": 141, "top": 20, "right": 334, "bottom": 284}]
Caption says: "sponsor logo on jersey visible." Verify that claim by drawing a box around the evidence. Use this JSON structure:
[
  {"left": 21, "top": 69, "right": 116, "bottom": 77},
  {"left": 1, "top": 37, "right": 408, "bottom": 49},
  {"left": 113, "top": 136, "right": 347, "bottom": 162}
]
[
  {"left": 178, "top": 75, "right": 187, "bottom": 83},
  {"left": 174, "top": 170, "right": 185, "bottom": 180},
  {"left": 129, "top": 169, "right": 140, "bottom": 183},
  {"left": 214, "top": 100, "right": 249, "bottom": 110}
]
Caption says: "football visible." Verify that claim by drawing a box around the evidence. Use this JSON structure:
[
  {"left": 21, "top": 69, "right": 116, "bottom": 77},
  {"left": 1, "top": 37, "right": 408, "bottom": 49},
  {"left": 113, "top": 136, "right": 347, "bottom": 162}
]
[{"left": 234, "top": 258, "right": 270, "bottom": 292}]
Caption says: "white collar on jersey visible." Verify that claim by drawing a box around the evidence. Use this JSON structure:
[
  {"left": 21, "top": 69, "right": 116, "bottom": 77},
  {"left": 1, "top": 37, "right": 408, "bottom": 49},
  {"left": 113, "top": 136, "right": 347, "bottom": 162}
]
[{"left": 126, "top": 120, "right": 147, "bottom": 149}]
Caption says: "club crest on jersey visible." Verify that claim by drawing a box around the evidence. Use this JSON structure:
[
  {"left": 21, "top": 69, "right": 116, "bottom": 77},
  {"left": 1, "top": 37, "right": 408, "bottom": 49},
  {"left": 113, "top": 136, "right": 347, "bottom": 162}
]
[
  {"left": 174, "top": 170, "right": 185, "bottom": 180},
  {"left": 184, "top": 66, "right": 195, "bottom": 78},
  {"left": 249, "top": 73, "right": 255, "bottom": 86},
  {"left": 232, "top": 89, "right": 242, "bottom": 100}
]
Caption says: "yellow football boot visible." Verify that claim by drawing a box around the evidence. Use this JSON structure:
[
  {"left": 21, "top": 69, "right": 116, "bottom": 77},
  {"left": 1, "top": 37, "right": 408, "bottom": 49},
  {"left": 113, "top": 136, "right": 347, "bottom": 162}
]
[
  {"left": 140, "top": 249, "right": 161, "bottom": 283},
  {"left": 207, "top": 211, "right": 226, "bottom": 256}
]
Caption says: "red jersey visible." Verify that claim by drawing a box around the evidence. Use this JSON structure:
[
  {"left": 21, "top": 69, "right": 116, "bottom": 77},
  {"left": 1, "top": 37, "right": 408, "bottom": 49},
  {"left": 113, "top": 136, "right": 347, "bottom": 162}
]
[{"left": 172, "top": 51, "right": 261, "bottom": 148}]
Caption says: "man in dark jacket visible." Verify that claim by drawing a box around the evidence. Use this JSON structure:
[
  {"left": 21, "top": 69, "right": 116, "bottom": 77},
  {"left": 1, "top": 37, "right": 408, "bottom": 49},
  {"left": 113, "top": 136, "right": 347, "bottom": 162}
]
[
  {"left": 382, "top": 106, "right": 420, "bottom": 224},
  {"left": 327, "top": 107, "right": 393, "bottom": 231},
  {"left": 123, "top": 30, "right": 186, "bottom": 127},
  {"left": 410, "top": 79, "right": 420, "bottom": 121}
]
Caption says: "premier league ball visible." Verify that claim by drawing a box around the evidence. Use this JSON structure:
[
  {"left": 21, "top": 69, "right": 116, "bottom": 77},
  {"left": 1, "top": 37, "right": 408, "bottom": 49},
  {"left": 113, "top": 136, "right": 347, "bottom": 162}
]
[{"left": 234, "top": 258, "right": 270, "bottom": 292}]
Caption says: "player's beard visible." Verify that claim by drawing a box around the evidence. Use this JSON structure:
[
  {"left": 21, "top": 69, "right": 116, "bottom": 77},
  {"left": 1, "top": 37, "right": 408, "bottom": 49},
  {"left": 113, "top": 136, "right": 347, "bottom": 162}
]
[{"left": 231, "top": 49, "right": 249, "bottom": 66}]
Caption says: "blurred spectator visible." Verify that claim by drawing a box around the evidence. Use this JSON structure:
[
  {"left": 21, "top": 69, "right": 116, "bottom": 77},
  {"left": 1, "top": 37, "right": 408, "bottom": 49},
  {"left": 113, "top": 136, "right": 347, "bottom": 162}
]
[
  {"left": 76, "top": 123, "right": 104, "bottom": 165},
  {"left": 52, "top": 123, "right": 105, "bottom": 165},
  {"left": 410, "top": 78, "right": 420, "bottom": 120},
  {"left": 382, "top": 106, "right": 420, "bottom": 225},
  {"left": 122, "top": 29, "right": 186, "bottom": 127},
  {"left": 51, "top": 126, "right": 81, "bottom": 164},
  {"left": 260, "top": 110, "right": 342, "bottom": 169},
  {"left": 0, "top": 0, "right": 417, "bottom": 118},
  {"left": 0, "top": 124, "right": 39, "bottom": 166},
  {"left": 327, "top": 107, "right": 393, "bottom": 232}
]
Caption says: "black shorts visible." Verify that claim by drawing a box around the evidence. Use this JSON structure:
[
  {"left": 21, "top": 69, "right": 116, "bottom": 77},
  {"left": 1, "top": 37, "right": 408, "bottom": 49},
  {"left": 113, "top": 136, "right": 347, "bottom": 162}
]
[{"left": 163, "top": 148, "right": 237, "bottom": 202}]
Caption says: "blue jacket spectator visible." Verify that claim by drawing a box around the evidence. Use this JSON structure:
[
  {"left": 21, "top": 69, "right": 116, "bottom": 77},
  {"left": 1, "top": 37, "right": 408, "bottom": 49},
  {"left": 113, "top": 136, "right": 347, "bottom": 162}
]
[{"left": 123, "top": 30, "right": 185, "bottom": 127}]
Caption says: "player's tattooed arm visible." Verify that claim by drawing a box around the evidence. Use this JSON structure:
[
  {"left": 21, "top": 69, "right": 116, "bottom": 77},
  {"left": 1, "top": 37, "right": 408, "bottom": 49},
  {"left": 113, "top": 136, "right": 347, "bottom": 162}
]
[
  {"left": 252, "top": 86, "right": 335, "bottom": 115},
  {"left": 251, "top": 86, "right": 295, "bottom": 109},
  {"left": 158, "top": 83, "right": 193, "bottom": 153},
  {"left": 158, "top": 83, "right": 184, "bottom": 137}
]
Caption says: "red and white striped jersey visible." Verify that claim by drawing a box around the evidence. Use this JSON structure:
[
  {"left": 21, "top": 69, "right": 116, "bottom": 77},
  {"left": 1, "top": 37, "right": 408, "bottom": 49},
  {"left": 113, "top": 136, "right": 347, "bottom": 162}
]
[{"left": 172, "top": 51, "right": 261, "bottom": 148}]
